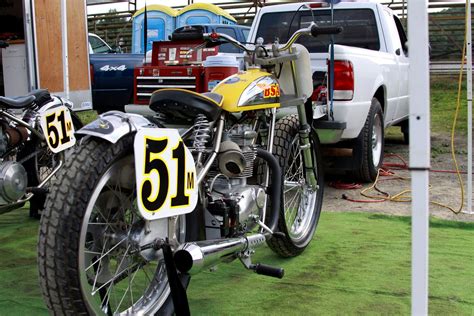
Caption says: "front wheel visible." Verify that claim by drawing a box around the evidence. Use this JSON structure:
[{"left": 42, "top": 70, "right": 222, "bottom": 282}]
[
  {"left": 38, "top": 135, "right": 191, "bottom": 315},
  {"left": 267, "top": 115, "right": 324, "bottom": 257}
]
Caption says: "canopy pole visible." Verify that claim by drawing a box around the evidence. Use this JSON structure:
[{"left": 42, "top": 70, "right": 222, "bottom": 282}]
[
  {"left": 408, "top": 0, "right": 430, "bottom": 314},
  {"left": 464, "top": 0, "right": 473, "bottom": 215},
  {"left": 60, "top": 0, "right": 69, "bottom": 99}
]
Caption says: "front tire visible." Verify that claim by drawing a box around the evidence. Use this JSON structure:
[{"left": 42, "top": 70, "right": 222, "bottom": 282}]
[
  {"left": 267, "top": 115, "right": 324, "bottom": 257},
  {"left": 38, "top": 135, "right": 190, "bottom": 315},
  {"left": 352, "top": 98, "right": 384, "bottom": 182}
]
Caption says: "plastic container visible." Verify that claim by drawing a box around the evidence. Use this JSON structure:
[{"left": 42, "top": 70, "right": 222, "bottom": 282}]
[{"left": 203, "top": 55, "right": 239, "bottom": 92}]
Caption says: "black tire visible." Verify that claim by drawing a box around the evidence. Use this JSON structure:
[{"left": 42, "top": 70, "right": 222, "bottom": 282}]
[
  {"left": 401, "top": 119, "right": 409, "bottom": 144},
  {"left": 266, "top": 115, "right": 324, "bottom": 257},
  {"left": 18, "top": 112, "right": 83, "bottom": 218},
  {"left": 352, "top": 98, "right": 384, "bottom": 182},
  {"left": 38, "top": 135, "right": 195, "bottom": 315}
]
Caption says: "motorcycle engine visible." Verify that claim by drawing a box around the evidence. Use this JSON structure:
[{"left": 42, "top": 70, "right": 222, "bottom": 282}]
[{"left": 205, "top": 123, "right": 267, "bottom": 237}]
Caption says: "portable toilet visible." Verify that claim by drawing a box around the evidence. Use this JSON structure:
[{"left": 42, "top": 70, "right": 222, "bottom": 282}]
[
  {"left": 176, "top": 3, "right": 236, "bottom": 28},
  {"left": 132, "top": 5, "right": 178, "bottom": 54}
]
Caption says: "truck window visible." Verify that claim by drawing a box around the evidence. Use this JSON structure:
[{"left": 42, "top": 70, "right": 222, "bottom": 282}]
[
  {"left": 216, "top": 27, "right": 240, "bottom": 53},
  {"left": 88, "top": 35, "right": 110, "bottom": 54},
  {"left": 255, "top": 9, "right": 380, "bottom": 52},
  {"left": 242, "top": 29, "right": 250, "bottom": 42},
  {"left": 393, "top": 16, "right": 408, "bottom": 55}
]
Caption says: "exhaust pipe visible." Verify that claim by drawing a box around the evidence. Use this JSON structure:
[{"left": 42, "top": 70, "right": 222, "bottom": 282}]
[{"left": 174, "top": 234, "right": 266, "bottom": 275}]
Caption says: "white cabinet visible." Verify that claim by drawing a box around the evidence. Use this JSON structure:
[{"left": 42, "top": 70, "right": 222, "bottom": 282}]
[{"left": 1, "top": 43, "right": 29, "bottom": 97}]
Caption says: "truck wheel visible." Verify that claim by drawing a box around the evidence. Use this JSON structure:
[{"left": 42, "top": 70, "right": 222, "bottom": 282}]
[
  {"left": 401, "top": 119, "right": 409, "bottom": 144},
  {"left": 352, "top": 98, "right": 384, "bottom": 182}
]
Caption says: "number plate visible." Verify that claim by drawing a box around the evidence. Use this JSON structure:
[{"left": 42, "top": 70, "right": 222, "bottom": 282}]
[
  {"left": 40, "top": 106, "right": 76, "bottom": 153},
  {"left": 134, "top": 128, "right": 198, "bottom": 220}
]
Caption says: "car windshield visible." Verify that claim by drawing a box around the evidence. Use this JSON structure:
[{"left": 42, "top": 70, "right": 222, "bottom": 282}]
[
  {"left": 255, "top": 9, "right": 380, "bottom": 52},
  {"left": 89, "top": 35, "right": 111, "bottom": 54}
]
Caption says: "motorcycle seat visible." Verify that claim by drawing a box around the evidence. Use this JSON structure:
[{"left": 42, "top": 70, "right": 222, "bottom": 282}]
[
  {"left": 29, "top": 89, "right": 52, "bottom": 106},
  {"left": 149, "top": 88, "right": 223, "bottom": 122},
  {"left": 0, "top": 95, "right": 36, "bottom": 109}
]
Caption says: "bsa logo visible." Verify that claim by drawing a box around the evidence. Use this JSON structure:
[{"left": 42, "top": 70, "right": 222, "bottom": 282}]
[{"left": 263, "top": 84, "right": 280, "bottom": 98}]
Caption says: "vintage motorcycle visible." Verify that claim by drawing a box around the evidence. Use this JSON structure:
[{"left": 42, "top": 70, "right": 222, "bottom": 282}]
[
  {"left": 38, "top": 23, "right": 340, "bottom": 315},
  {"left": 0, "top": 62, "right": 82, "bottom": 217}
]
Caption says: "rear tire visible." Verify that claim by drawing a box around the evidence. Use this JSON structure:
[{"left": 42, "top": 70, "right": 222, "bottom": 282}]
[
  {"left": 266, "top": 115, "right": 324, "bottom": 257},
  {"left": 352, "top": 98, "right": 384, "bottom": 182},
  {"left": 38, "top": 135, "right": 194, "bottom": 315}
]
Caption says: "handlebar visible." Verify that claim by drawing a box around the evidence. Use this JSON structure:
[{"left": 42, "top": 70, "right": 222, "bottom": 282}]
[{"left": 203, "top": 22, "right": 343, "bottom": 54}]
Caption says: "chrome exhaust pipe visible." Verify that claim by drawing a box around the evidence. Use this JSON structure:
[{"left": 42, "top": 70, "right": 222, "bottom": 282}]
[{"left": 174, "top": 234, "right": 266, "bottom": 275}]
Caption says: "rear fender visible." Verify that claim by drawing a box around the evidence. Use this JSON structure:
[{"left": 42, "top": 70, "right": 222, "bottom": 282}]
[{"left": 76, "top": 111, "right": 156, "bottom": 144}]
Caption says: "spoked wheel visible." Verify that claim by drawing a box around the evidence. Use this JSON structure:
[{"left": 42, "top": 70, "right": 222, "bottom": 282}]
[
  {"left": 39, "top": 135, "right": 189, "bottom": 315},
  {"left": 267, "top": 115, "right": 324, "bottom": 257}
]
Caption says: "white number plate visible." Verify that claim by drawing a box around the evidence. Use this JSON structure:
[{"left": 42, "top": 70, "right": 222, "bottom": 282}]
[
  {"left": 40, "top": 106, "right": 76, "bottom": 153},
  {"left": 134, "top": 128, "right": 198, "bottom": 220}
]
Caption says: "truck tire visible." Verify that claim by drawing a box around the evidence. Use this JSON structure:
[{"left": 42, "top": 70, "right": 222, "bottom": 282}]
[
  {"left": 401, "top": 119, "right": 409, "bottom": 144},
  {"left": 266, "top": 115, "right": 324, "bottom": 257},
  {"left": 352, "top": 98, "right": 384, "bottom": 182}
]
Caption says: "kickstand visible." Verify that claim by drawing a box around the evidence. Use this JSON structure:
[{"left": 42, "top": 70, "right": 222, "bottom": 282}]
[{"left": 162, "top": 240, "right": 191, "bottom": 316}]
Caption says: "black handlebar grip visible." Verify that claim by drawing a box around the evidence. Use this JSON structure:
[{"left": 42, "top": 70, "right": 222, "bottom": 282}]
[
  {"left": 254, "top": 263, "right": 285, "bottom": 279},
  {"left": 311, "top": 25, "right": 343, "bottom": 37}
]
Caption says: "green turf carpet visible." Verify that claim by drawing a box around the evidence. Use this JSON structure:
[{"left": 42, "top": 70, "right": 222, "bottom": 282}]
[{"left": 0, "top": 210, "right": 472, "bottom": 315}]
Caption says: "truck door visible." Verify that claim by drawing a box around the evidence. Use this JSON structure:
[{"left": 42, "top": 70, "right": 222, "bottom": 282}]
[
  {"left": 393, "top": 16, "right": 409, "bottom": 121},
  {"left": 380, "top": 8, "right": 402, "bottom": 123}
]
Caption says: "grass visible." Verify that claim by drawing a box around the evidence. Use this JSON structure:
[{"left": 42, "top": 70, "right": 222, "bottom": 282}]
[
  {"left": 430, "top": 75, "right": 468, "bottom": 135},
  {"left": 0, "top": 210, "right": 472, "bottom": 315}
]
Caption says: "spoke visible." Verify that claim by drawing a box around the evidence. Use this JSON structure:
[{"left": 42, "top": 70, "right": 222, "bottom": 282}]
[
  {"left": 115, "top": 265, "right": 141, "bottom": 314},
  {"left": 92, "top": 237, "right": 110, "bottom": 292},
  {"left": 92, "top": 244, "right": 133, "bottom": 295},
  {"left": 85, "top": 237, "right": 127, "bottom": 272}
]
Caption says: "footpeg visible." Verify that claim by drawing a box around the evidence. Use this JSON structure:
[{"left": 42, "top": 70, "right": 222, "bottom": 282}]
[
  {"left": 26, "top": 187, "right": 48, "bottom": 194},
  {"left": 251, "top": 263, "right": 284, "bottom": 279}
]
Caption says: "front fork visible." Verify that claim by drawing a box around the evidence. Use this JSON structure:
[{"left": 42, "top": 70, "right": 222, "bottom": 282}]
[{"left": 296, "top": 102, "right": 319, "bottom": 190}]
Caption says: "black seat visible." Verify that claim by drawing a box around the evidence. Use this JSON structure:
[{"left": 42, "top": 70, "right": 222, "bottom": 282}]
[
  {"left": 29, "top": 89, "right": 52, "bottom": 106},
  {"left": 149, "top": 89, "right": 223, "bottom": 122},
  {"left": 0, "top": 95, "right": 36, "bottom": 109}
]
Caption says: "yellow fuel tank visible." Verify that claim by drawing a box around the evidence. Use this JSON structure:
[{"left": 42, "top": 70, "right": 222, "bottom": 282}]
[{"left": 212, "top": 69, "right": 280, "bottom": 113}]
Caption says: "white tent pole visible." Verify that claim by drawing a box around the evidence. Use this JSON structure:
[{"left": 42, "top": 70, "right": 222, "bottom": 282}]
[
  {"left": 465, "top": 0, "right": 473, "bottom": 215},
  {"left": 408, "top": 0, "right": 430, "bottom": 314},
  {"left": 61, "top": 0, "right": 70, "bottom": 100}
]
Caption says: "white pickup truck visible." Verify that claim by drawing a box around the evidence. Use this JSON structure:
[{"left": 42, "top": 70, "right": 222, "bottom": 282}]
[{"left": 248, "top": 2, "right": 409, "bottom": 182}]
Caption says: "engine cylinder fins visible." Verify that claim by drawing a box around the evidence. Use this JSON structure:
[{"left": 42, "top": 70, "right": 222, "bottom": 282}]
[
  {"left": 5, "top": 126, "right": 29, "bottom": 147},
  {"left": 0, "top": 161, "right": 27, "bottom": 204}
]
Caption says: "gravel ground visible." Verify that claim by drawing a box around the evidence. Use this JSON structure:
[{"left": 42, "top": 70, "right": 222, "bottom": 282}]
[{"left": 322, "top": 132, "right": 474, "bottom": 222}]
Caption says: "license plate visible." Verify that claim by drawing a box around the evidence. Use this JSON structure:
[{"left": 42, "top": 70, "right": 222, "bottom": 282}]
[
  {"left": 39, "top": 106, "right": 76, "bottom": 153},
  {"left": 134, "top": 128, "right": 198, "bottom": 220}
]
